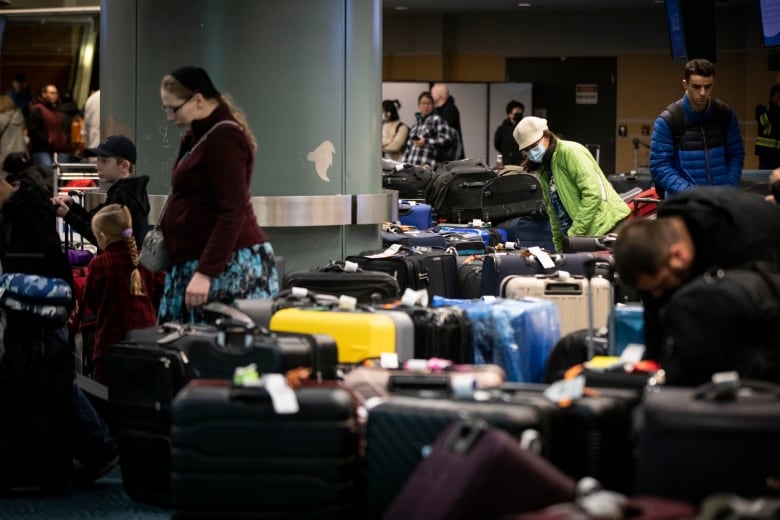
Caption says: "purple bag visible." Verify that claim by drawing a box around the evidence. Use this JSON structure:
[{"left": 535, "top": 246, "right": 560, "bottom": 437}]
[{"left": 67, "top": 249, "right": 94, "bottom": 266}]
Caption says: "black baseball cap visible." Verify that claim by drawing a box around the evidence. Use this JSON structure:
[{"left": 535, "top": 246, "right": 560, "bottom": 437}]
[{"left": 85, "top": 135, "right": 136, "bottom": 164}]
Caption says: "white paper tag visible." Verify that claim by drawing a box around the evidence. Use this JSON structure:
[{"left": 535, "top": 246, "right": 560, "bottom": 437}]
[
  {"left": 338, "top": 294, "right": 357, "bottom": 311},
  {"left": 451, "top": 374, "right": 476, "bottom": 399},
  {"left": 291, "top": 286, "right": 309, "bottom": 298},
  {"left": 380, "top": 352, "right": 399, "bottom": 369},
  {"left": 401, "top": 287, "right": 429, "bottom": 307},
  {"left": 260, "top": 374, "right": 299, "bottom": 414},
  {"left": 343, "top": 260, "right": 359, "bottom": 272},
  {"left": 543, "top": 375, "right": 586, "bottom": 402},
  {"left": 619, "top": 344, "right": 645, "bottom": 364},
  {"left": 528, "top": 246, "right": 556, "bottom": 270},
  {"left": 366, "top": 243, "right": 403, "bottom": 259},
  {"left": 471, "top": 219, "right": 483, "bottom": 227}
]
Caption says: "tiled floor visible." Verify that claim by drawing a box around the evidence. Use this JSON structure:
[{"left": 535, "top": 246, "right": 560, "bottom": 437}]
[{"left": 0, "top": 466, "right": 169, "bottom": 520}]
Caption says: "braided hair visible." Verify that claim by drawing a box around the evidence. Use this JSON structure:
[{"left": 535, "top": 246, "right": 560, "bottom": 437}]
[{"left": 91, "top": 203, "right": 146, "bottom": 296}]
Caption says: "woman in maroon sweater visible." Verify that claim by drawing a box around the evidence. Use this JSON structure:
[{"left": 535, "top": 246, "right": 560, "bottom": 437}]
[{"left": 158, "top": 66, "right": 279, "bottom": 323}]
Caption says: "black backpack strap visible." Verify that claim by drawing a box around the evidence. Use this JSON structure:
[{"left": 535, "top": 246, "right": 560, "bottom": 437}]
[{"left": 659, "top": 100, "right": 684, "bottom": 148}]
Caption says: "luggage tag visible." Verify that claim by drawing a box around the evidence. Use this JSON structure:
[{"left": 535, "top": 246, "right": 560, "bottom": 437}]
[
  {"left": 233, "top": 364, "right": 300, "bottom": 414},
  {"left": 544, "top": 374, "right": 586, "bottom": 408},
  {"left": 401, "top": 287, "right": 429, "bottom": 307},
  {"left": 527, "top": 246, "right": 556, "bottom": 270}
]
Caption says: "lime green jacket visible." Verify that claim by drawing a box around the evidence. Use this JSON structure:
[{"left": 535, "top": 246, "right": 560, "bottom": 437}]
[{"left": 537, "top": 139, "right": 630, "bottom": 252}]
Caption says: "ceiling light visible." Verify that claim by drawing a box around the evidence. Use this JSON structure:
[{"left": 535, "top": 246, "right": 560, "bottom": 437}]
[{"left": 517, "top": 2, "right": 532, "bottom": 6}]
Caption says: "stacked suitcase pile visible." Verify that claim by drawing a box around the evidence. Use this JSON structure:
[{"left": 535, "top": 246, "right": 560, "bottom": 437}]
[{"left": 99, "top": 211, "right": 779, "bottom": 519}]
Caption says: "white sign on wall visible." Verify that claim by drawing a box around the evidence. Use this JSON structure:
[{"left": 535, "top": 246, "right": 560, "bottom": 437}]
[{"left": 575, "top": 84, "right": 598, "bottom": 105}]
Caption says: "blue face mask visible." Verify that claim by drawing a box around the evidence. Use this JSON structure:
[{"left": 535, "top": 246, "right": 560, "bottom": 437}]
[{"left": 526, "top": 141, "right": 547, "bottom": 163}]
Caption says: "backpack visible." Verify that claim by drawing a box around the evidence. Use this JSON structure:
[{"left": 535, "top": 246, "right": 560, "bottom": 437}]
[
  {"left": 659, "top": 262, "right": 780, "bottom": 386},
  {"left": 436, "top": 126, "right": 463, "bottom": 163},
  {"left": 659, "top": 98, "right": 733, "bottom": 150}
]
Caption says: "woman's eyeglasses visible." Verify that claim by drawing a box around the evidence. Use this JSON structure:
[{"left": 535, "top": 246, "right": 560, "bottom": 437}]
[{"left": 162, "top": 94, "right": 194, "bottom": 115}]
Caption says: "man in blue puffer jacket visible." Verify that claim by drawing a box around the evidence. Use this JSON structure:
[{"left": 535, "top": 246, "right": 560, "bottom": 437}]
[{"left": 649, "top": 58, "right": 744, "bottom": 197}]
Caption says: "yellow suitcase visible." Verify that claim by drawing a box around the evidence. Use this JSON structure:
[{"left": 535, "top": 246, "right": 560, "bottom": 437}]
[{"left": 269, "top": 308, "right": 415, "bottom": 364}]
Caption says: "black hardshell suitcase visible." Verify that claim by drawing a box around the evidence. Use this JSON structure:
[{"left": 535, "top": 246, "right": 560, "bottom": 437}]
[
  {"left": 0, "top": 312, "right": 74, "bottom": 494},
  {"left": 171, "top": 379, "right": 361, "bottom": 519},
  {"left": 105, "top": 322, "right": 338, "bottom": 507},
  {"left": 392, "top": 304, "right": 473, "bottom": 363},
  {"left": 283, "top": 262, "right": 401, "bottom": 304},
  {"left": 364, "top": 395, "right": 543, "bottom": 518},
  {"left": 636, "top": 379, "right": 780, "bottom": 505},
  {"left": 497, "top": 382, "right": 640, "bottom": 494}
]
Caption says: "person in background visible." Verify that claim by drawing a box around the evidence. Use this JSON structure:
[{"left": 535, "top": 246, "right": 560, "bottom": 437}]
[
  {"left": 82, "top": 89, "right": 101, "bottom": 150},
  {"left": 84, "top": 204, "right": 158, "bottom": 384},
  {"left": 513, "top": 116, "right": 629, "bottom": 253},
  {"left": 431, "top": 83, "right": 464, "bottom": 160},
  {"left": 158, "top": 66, "right": 279, "bottom": 323},
  {"left": 52, "top": 135, "right": 150, "bottom": 250},
  {"left": 6, "top": 73, "right": 32, "bottom": 117},
  {"left": 494, "top": 100, "right": 525, "bottom": 166},
  {"left": 381, "top": 99, "right": 409, "bottom": 162},
  {"left": 27, "top": 84, "right": 68, "bottom": 167},
  {"left": 755, "top": 84, "right": 780, "bottom": 170},
  {"left": 649, "top": 58, "right": 744, "bottom": 197},
  {"left": 58, "top": 91, "right": 82, "bottom": 163},
  {"left": 0, "top": 94, "right": 28, "bottom": 176},
  {"left": 766, "top": 167, "right": 780, "bottom": 204},
  {"left": 613, "top": 187, "right": 780, "bottom": 379},
  {"left": 402, "top": 91, "right": 452, "bottom": 171}
]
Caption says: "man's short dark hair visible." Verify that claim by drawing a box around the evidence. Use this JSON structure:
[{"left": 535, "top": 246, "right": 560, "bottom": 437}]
[
  {"left": 684, "top": 59, "right": 715, "bottom": 81},
  {"left": 613, "top": 218, "right": 680, "bottom": 287},
  {"left": 505, "top": 100, "right": 525, "bottom": 115}
]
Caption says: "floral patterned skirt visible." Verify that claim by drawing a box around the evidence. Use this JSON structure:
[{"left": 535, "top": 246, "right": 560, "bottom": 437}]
[{"left": 158, "top": 242, "right": 279, "bottom": 324}]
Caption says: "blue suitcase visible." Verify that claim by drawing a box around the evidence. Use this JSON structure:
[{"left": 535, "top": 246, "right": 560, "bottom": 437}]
[
  {"left": 431, "top": 296, "right": 561, "bottom": 383},
  {"left": 381, "top": 229, "right": 447, "bottom": 249},
  {"left": 397, "top": 200, "right": 433, "bottom": 231},
  {"left": 497, "top": 216, "right": 554, "bottom": 251},
  {"left": 434, "top": 224, "right": 508, "bottom": 247},
  {"left": 480, "top": 252, "right": 614, "bottom": 297}
]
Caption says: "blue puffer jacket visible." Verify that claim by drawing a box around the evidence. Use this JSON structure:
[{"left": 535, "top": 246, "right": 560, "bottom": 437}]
[{"left": 649, "top": 95, "right": 744, "bottom": 196}]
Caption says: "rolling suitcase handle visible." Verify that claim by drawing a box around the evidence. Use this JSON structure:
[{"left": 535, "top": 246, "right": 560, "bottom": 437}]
[{"left": 583, "top": 257, "right": 614, "bottom": 359}]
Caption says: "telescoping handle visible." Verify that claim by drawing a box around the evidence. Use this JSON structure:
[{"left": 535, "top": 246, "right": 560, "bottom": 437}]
[{"left": 583, "top": 256, "right": 615, "bottom": 359}]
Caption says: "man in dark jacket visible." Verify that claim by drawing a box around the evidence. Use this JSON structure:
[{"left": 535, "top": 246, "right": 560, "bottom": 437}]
[
  {"left": 613, "top": 187, "right": 780, "bottom": 379},
  {"left": 52, "top": 135, "right": 150, "bottom": 250},
  {"left": 431, "top": 83, "right": 465, "bottom": 160},
  {"left": 494, "top": 100, "right": 525, "bottom": 166}
]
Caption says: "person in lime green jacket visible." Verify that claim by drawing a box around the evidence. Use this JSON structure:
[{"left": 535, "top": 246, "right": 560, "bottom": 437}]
[{"left": 513, "top": 116, "right": 630, "bottom": 252}]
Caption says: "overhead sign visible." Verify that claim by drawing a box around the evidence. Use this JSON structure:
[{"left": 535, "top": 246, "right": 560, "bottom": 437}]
[{"left": 575, "top": 84, "right": 598, "bottom": 105}]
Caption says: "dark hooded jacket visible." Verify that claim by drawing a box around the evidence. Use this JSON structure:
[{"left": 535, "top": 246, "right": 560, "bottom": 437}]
[
  {"left": 63, "top": 175, "right": 151, "bottom": 250},
  {"left": 642, "top": 187, "right": 780, "bottom": 361},
  {"left": 0, "top": 177, "right": 74, "bottom": 301},
  {"left": 434, "top": 96, "right": 464, "bottom": 159}
]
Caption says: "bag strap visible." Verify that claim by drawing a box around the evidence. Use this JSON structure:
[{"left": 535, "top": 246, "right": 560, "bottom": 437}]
[{"left": 161, "top": 120, "right": 241, "bottom": 222}]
